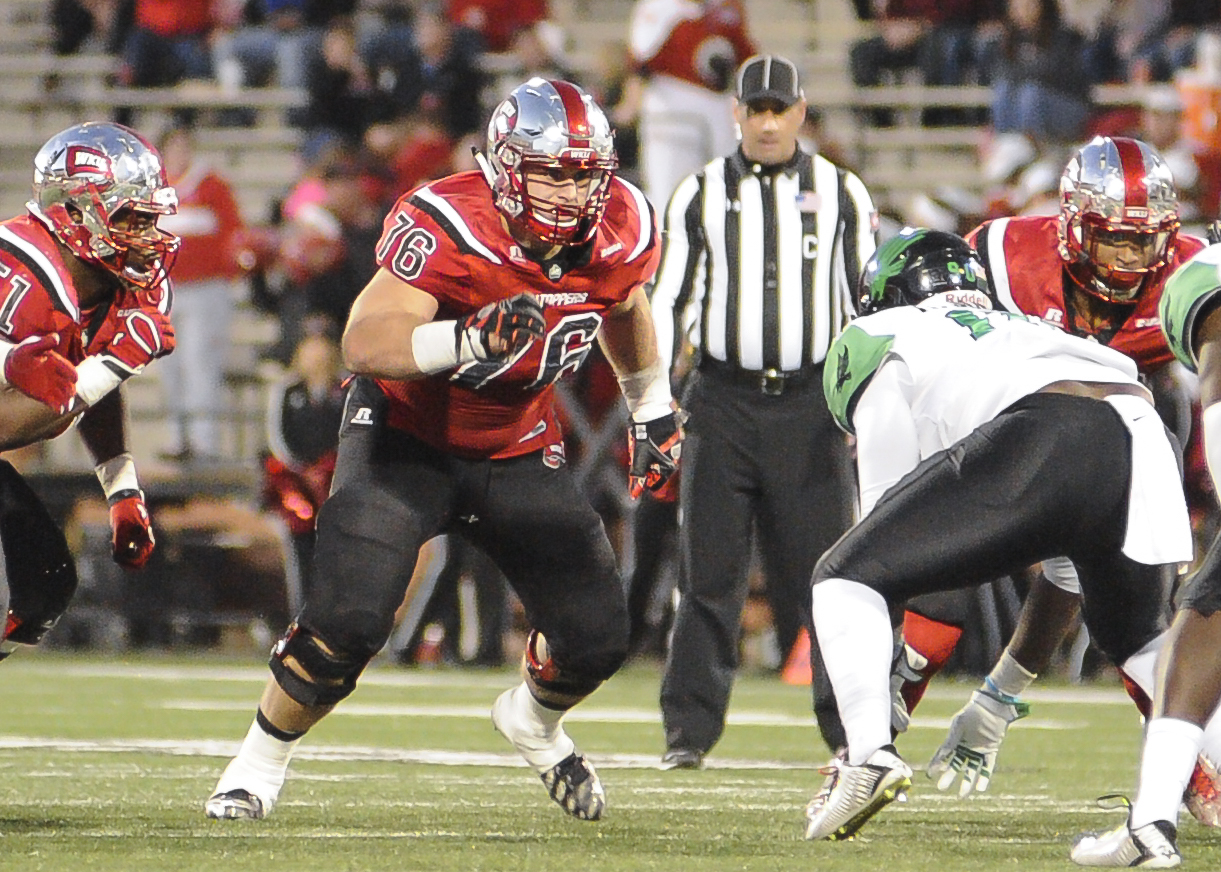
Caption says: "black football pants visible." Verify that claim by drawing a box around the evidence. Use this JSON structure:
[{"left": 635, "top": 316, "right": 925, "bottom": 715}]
[{"left": 303, "top": 378, "right": 629, "bottom": 681}]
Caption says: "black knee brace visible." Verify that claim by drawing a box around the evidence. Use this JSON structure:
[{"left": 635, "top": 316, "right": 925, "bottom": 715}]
[{"left": 269, "top": 622, "right": 373, "bottom": 707}]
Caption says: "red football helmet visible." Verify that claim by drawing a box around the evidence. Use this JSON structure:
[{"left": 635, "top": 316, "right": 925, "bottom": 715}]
[
  {"left": 484, "top": 78, "right": 618, "bottom": 246},
  {"left": 28, "top": 121, "right": 179, "bottom": 290},
  {"left": 1058, "top": 135, "right": 1180, "bottom": 303}
]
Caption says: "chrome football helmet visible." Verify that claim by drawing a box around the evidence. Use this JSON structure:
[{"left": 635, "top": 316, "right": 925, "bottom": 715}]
[
  {"left": 483, "top": 78, "right": 617, "bottom": 246},
  {"left": 858, "top": 228, "right": 992, "bottom": 315},
  {"left": 1058, "top": 135, "right": 1179, "bottom": 303},
  {"left": 28, "top": 121, "right": 179, "bottom": 290}
]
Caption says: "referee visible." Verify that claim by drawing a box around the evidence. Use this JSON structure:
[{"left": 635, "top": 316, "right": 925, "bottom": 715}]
[{"left": 650, "top": 54, "right": 877, "bottom": 769}]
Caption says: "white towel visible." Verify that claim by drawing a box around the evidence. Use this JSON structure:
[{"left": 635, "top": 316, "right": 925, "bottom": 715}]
[{"left": 1106, "top": 393, "right": 1194, "bottom": 565}]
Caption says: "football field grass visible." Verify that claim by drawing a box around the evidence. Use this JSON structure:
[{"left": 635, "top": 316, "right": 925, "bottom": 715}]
[{"left": 1, "top": 651, "right": 1219, "bottom": 872}]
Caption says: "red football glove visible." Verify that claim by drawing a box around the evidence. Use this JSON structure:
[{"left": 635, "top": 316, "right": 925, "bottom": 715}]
[
  {"left": 107, "top": 308, "right": 176, "bottom": 374},
  {"left": 3, "top": 334, "right": 77, "bottom": 413},
  {"left": 109, "top": 489, "right": 155, "bottom": 569},
  {"left": 627, "top": 409, "right": 686, "bottom": 499}
]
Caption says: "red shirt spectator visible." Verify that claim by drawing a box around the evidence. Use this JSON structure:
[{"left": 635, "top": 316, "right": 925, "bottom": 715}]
[{"left": 446, "top": 0, "right": 547, "bottom": 52}]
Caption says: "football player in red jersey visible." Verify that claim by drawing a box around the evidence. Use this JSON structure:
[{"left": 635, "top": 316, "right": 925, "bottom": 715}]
[
  {"left": 0, "top": 121, "right": 177, "bottom": 660},
  {"left": 883, "top": 138, "right": 1221, "bottom": 814},
  {"left": 206, "top": 77, "right": 683, "bottom": 823}
]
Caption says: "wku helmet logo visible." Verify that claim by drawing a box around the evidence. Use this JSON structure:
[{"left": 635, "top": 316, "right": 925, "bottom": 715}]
[{"left": 65, "top": 146, "right": 110, "bottom": 177}]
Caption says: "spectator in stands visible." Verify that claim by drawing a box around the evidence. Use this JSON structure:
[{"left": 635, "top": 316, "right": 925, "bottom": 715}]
[
  {"left": 365, "top": 102, "right": 458, "bottom": 196},
  {"left": 594, "top": 40, "right": 641, "bottom": 182},
  {"left": 50, "top": 0, "right": 133, "bottom": 56},
  {"left": 1083, "top": 0, "right": 1170, "bottom": 85},
  {"left": 271, "top": 150, "right": 387, "bottom": 363},
  {"left": 118, "top": 0, "right": 216, "bottom": 89},
  {"left": 446, "top": 0, "right": 548, "bottom": 54},
  {"left": 154, "top": 124, "right": 246, "bottom": 464},
  {"left": 1135, "top": 86, "right": 1221, "bottom": 228},
  {"left": 849, "top": 0, "right": 1000, "bottom": 126},
  {"left": 210, "top": 0, "right": 350, "bottom": 91},
  {"left": 262, "top": 317, "right": 345, "bottom": 594},
  {"left": 301, "top": 19, "right": 375, "bottom": 152},
  {"left": 1104, "top": 0, "right": 1221, "bottom": 85},
  {"left": 628, "top": 0, "right": 756, "bottom": 206},
  {"left": 988, "top": 0, "right": 1093, "bottom": 146},
  {"left": 367, "top": 2, "right": 487, "bottom": 139}
]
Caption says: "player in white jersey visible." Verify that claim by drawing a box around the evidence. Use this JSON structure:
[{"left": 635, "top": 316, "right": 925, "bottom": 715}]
[{"left": 803, "top": 229, "right": 1194, "bottom": 849}]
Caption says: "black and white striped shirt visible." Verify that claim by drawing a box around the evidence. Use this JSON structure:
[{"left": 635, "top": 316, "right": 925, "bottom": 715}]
[{"left": 650, "top": 148, "right": 876, "bottom": 374}]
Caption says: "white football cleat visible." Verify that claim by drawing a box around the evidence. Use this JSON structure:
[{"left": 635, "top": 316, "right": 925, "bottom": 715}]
[
  {"left": 803, "top": 746, "right": 912, "bottom": 841},
  {"left": 1070, "top": 818, "right": 1180, "bottom": 868},
  {"left": 204, "top": 757, "right": 284, "bottom": 821},
  {"left": 492, "top": 686, "right": 604, "bottom": 820}
]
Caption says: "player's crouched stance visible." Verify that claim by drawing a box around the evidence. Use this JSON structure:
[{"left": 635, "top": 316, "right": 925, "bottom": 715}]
[
  {"left": 205, "top": 78, "right": 681, "bottom": 823},
  {"left": 0, "top": 121, "right": 177, "bottom": 662},
  {"left": 802, "top": 230, "right": 1193, "bottom": 847}
]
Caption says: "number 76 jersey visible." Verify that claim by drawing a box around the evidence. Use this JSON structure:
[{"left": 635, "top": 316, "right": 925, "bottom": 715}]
[
  {"left": 823, "top": 304, "right": 1144, "bottom": 450},
  {"left": 371, "top": 170, "right": 660, "bottom": 459}
]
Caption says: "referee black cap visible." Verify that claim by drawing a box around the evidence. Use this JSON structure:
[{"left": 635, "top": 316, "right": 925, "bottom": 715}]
[{"left": 736, "top": 55, "right": 803, "bottom": 108}]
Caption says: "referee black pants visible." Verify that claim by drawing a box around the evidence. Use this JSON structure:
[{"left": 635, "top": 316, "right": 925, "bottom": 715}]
[{"left": 660, "top": 364, "right": 855, "bottom": 754}]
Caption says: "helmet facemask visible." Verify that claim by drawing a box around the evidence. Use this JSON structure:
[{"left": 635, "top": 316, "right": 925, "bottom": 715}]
[{"left": 485, "top": 78, "right": 618, "bottom": 247}]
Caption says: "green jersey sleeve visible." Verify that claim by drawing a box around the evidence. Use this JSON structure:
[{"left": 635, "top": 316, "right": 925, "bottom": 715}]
[
  {"left": 823, "top": 324, "right": 895, "bottom": 435},
  {"left": 1161, "top": 249, "right": 1221, "bottom": 373}
]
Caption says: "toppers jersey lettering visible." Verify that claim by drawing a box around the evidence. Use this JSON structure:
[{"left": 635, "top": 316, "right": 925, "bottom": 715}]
[
  {"left": 0, "top": 215, "right": 171, "bottom": 364},
  {"left": 823, "top": 305, "right": 1142, "bottom": 446},
  {"left": 968, "top": 215, "right": 1205, "bottom": 373},
  {"left": 372, "top": 171, "right": 660, "bottom": 459},
  {"left": 1161, "top": 244, "right": 1221, "bottom": 372}
]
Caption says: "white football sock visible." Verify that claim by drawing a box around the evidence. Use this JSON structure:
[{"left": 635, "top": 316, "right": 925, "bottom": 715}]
[
  {"left": 493, "top": 682, "right": 575, "bottom": 772},
  {"left": 812, "top": 578, "right": 894, "bottom": 765},
  {"left": 1130, "top": 717, "right": 1203, "bottom": 828},
  {"left": 214, "top": 718, "right": 300, "bottom": 807}
]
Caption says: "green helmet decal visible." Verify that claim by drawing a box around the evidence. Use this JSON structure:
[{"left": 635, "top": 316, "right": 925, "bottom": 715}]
[{"left": 865, "top": 228, "right": 929, "bottom": 307}]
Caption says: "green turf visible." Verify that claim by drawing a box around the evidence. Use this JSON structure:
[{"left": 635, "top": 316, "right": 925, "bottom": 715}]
[{"left": 0, "top": 651, "right": 1216, "bottom": 871}]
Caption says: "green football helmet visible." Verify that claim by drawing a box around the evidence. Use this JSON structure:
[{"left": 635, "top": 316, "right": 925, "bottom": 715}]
[{"left": 858, "top": 228, "right": 993, "bottom": 315}]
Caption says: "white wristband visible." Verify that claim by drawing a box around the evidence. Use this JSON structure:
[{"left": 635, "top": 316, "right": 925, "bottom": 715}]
[
  {"left": 95, "top": 452, "right": 140, "bottom": 500},
  {"left": 411, "top": 320, "right": 477, "bottom": 374},
  {"left": 987, "top": 649, "right": 1037, "bottom": 699},
  {"left": 75, "top": 355, "right": 126, "bottom": 407},
  {"left": 617, "top": 357, "right": 673, "bottom": 422}
]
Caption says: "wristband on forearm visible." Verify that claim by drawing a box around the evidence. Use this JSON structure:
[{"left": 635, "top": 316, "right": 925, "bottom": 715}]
[
  {"left": 95, "top": 452, "right": 141, "bottom": 503},
  {"left": 983, "top": 649, "right": 1037, "bottom": 702},
  {"left": 75, "top": 355, "right": 127, "bottom": 407},
  {"left": 617, "top": 358, "right": 673, "bottom": 422},
  {"left": 411, "top": 319, "right": 477, "bottom": 374}
]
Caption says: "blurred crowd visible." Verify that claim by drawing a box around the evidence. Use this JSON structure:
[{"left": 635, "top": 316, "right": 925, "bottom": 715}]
[{"left": 32, "top": 0, "right": 1221, "bottom": 670}]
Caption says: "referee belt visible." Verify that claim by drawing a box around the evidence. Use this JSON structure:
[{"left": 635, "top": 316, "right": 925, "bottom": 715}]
[{"left": 698, "top": 357, "right": 821, "bottom": 396}]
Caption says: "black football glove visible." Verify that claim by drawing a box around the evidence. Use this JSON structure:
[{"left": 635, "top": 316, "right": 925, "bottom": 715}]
[
  {"left": 1208, "top": 219, "right": 1221, "bottom": 246},
  {"left": 456, "top": 293, "right": 546, "bottom": 361},
  {"left": 627, "top": 409, "right": 686, "bottom": 499}
]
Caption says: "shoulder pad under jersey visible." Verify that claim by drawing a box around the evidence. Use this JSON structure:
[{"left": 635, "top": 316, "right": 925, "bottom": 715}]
[
  {"left": 823, "top": 322, "right": 895, "bottom": 435},
  {"left": 1161, "top": 245, "right": 1221, "bottom": 372}
]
